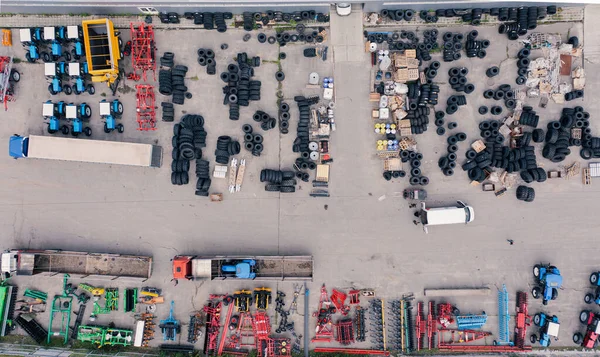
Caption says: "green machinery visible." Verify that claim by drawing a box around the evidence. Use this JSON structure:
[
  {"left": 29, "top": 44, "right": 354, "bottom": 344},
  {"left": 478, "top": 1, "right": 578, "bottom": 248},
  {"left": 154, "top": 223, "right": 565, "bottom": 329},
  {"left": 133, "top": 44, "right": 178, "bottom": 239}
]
[
  {"left": 91, "top": 288, "right": 118, "bottom": 320},
  {"left": 48, "top": 275, "right": 73, "bottom": 344},
  {"left": 0, "top": 283, "right": 18, "bottom": 336},
  {"left": 77, "top": 325, "right": 133, "bottom": 347},
  {"left": 23, "top": 289, "right": 47, "bottom": 302}
]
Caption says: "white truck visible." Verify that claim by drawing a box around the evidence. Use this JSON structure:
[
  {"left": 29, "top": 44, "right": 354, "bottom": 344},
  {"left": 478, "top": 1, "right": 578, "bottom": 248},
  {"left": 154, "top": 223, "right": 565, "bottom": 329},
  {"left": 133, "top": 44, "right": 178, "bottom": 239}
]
[{"left": 9, "top": 134, "right": 162, "bottom": 167}]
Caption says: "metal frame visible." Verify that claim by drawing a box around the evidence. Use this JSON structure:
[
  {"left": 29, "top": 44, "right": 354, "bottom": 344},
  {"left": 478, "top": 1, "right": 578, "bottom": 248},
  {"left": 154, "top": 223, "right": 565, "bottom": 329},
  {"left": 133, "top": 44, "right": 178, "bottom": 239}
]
[
  {"left": 497, "top": 284, "right": 513, "bottom": 346},
  {"left": 129, "top": 23, "right": 155, "bottom": 82},
  {"left": 135, "top": 84, "right": 156, "bottom": 131},
  {"left": 0, "top": 56, "right": 14, "bottom": 111}
]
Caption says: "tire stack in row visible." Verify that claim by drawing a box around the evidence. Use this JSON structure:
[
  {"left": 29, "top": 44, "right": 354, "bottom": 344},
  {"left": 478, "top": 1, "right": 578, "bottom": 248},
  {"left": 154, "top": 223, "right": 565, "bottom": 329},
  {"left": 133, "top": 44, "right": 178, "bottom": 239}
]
[
  {"left": 242, "top": 10, "right": 329, "bottom": 31},
  {"left": 222, "top": 54, "right": 261, "bottom": 120},
  {"left": 279, "top": 102, "right": 290, "bottom": 134},
  {"left": 252, "top": 110, "right": 277, "bottom": 131},
  {"left": 171, "top": 115, "right": 207, "bottom": 186},
  {"left": 160, "top": 52, "right": 174, "bottom": 67},
  {"left": 293, "top": 96, "right": 317, "bottom": 153},
  {"left": 159, "top": 64, "right": 189, "bottom": 105},
  {"left": 162, "top": 102, "right": 175, "bottom": 122},
  {"left": 197, "top": 48, "right": 216, "bottom": 75},
  {"left": 442, "top": 32, "right": 464, "bottom": 62},
  {"left": 438, "top": 133, "right": 467, "bottom": 176},
  {"left": 215, "top": 136, "right": 240, "bottom": 165},
  {"left": 446, "top": 95, "right": 467, "bottom": 115},
  {"left": 516, "top": 185, "right": 535, "bottom": 202},
  {"left": 483, "top": 84, "right": 516, "bottom": 111},
  {"left": 364, "top": 30, "right": 436, "bottom": 62},
  {"left": 448, "top": 67, "right": 475, "bottom": 94},
  {"left": 398, "top": 150, "right": 428, "bottom": 185},
  {"left": 261, "top": 169, "right": 297, "bottom": 193},
  {"left": 241, "top": 125, "right": 264, "bottom": 157},
  {"left": 542, "top": 120, "right": 571, "bottom": 163},
  {"left": 183, "top": 12, "right": 233, "bottom": 30},
  {"left": 464, "top": 30, "right": 489, "bottom": 59}
]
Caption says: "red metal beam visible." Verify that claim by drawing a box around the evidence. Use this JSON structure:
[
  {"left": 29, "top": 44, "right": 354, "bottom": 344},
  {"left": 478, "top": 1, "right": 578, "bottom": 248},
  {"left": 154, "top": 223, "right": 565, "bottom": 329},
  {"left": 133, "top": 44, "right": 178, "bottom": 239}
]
[
  {"left": 314, "top": 348, "right": 390, "bottom": 356},
  {"left": 439, "top": 345, "right": 532, "bottom": 352}
]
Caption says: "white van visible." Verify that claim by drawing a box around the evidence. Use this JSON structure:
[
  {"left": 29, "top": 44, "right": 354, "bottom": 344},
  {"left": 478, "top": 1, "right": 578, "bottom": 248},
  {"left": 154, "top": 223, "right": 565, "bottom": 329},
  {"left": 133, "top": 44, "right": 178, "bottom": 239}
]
[{"left": 419, "top": 201, "right": 475, "bottom": 233}]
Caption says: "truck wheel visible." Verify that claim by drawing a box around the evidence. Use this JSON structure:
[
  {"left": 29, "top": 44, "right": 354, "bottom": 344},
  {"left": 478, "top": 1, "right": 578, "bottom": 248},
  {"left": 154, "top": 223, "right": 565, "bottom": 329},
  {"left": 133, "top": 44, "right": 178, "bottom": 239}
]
[
  {"left": 531, "top": 287, "right": 541, "bottom": 299},
  {"left": 530, "top": 334, "right": 537, "bottom": 344},
  {"left": 580, "top": 310, "right": 590, "bottom": 323},
  {"left": 117, "top": 102, "right": 124, "bottom": 115},
  {"left": 533, "top": 264, "right": 541, "bottom": 278},
  {"left": 83, "top": 127, "right": 92, "bottom": 137},
  {"left": 585, "top": 293, "right": 594, "bottom": 304},
  {"left": 591, "top": 272, "right": 599, "bottom": 285},
  {"left": 64, "top": 85, "right": 72, "bottom": 95},
  {"left": 116, "top": 124, "right": 124, "bottom": 133},
  {"left": 551, "top": 289, "right": 558, "bottom": 300},
  {"left": 84, "top": 105, "right": 91, "bottom": 118},
  {"left": 10, "top": 69, "right": 20, "bottom": 82},
  {"left": 61, "top": 125, "right": 69, "bottom": 135},
  {"left": 573, "top": 333, "right": 583, "bottom": 344},
  {"left": 533, "top": 313, "right": 541, "bottom": 326}
]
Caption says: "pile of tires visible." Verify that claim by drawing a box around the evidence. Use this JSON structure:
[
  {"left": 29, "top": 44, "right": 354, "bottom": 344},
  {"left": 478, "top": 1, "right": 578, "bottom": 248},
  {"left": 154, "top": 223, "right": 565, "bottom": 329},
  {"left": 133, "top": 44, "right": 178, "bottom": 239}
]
[
  {"left": 516, "top": 185, "right": 535, "bottom": 202},
  {"left": 514, "top": 47, "right": 530, "bottom": 85},
  {"left": 401, "top": 151, "right": 429, "bottom": 185},
  {"left": 195, "top": 159, "right": 211, "bottom": 196},
  {"left": 242, "top": 124, "right": 264, "bottom": 157},
  {"left": 464, "top": 30, "right": 489, "bottom": 58},
  {"left": 261, "top": 169, "right": 297, "bottom": 193},
  {"left": 519, "top": 106, "right": 539, "bottom": 127},
  {"left": 158, "top": 69, "right": 173, "bottom": 96},
  {"left": 295, "top": 156, "right": 317, "bottom": 171},
  {"left": 365, "top": 29, "right": 436, "bottom": 62},
  {"left": 162, "top": 102, "right": 174, "bottom": 122},
  {"left": 446, "top": 95, "right": 467, "bottom": 115},
  {"left": 241, "top": 10, "right": 328, "bottom": 32},
  {"left": 171, "top": 115, "right": 207, "bottom": 188},
  {"left": 438, "top": 133, "right": 467, "bottom": 176},
  {"left": 222, "top": 53, "right": 261, "bottom": 120},
  {"left": 293, "top": 96, "right": 318, "bottom": 153},
  {"left": 477, "top": 120, "right": 504, "bottom": 144},
  {"left": 448, "top": 67, "right": 474, "bottom": 94},
  {"left": 252, "top": 110, "right": 277, "bottom": 131},
  {"left": 542, "top": 119, "right": 571, "bottom": 163},
  {"left": 564, "top": 89, "right": 584, "bottom": 101},
  {"left": 383, "top": 170, "right": 406, "bottom": 181},
  {"left": 160, "top": 52, "right": 174, "bottom": 68},
  {"left": 442, "top": 31, "right": 463, "bottom": 62},
  {"left": 197, "top": 48, "right": 216, "bottom": 75},
  {"left": 279, "top": 102, "right": 290, "bottom": 134},
  {"left": 520, "top": 167, "right": 547, "bottom": 183},
  {"left": 215, "top": 135, "right": 240, "bottom": 165}
]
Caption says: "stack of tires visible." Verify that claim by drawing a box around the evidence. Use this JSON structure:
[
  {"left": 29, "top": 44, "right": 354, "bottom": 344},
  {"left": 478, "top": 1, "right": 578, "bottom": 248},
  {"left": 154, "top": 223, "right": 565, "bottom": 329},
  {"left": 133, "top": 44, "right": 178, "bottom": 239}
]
[
  {"left": 293, "top": 96, "right": 317, "bottom": 153},
  {"left": 564, "top": 89, "right": 584, "bottom": 102},
  {"left": 215, "top": 136, "right": 240, "bottom": 165},
  {"left": 520, "top": 167, "right": 547, "bottom": 183},
  {"left": 242, "top": 125, "right": 264, "bottom": 157},
  {"left": 162, "top": 102, "right": 174, "bottom": 122},
  {"left": 442, "top": 32, "right": 463, "bottom": 62},
  {"left": 295, "top": 155, "right": 317, "bottom": 171},
  {"left": 158, "top": 69, "right": 173, "bottom": 96},
  {"left": 542, "top": 120, "right": 571, "bottom": 163},
  {"left": 448, "top": 67, "right": 474, "bottom": 94},
  {"left": 405, "top": 151, "right": 429, "bottom": 184},
  {"left": 446, "top": 95, "right": 467, "bottom": 115},
  {"left": 516, "top": 185, "right": 535, "bottom": 202},
  {"left": 222, "top": 54, "right": 261, "bottom": 120},
  {"left": 252, "top": 110, "right": 276, "bottom": 131},
  {"left": 171, "top": 115, "right": 207, "bottom": 186},
  {"left": 160, "top": 52, "right": 174, "bottom": 68},
  {"left": 171, "top": 65, "right": 188, "bottom": 105},
  {"left": 214, "top": 12, "right": 227, "bottom": 32},
  {"left": 261, "top": 169, "right": 297, "bottom": 193},
  {"left": 279, "top": 102, "right": 290, "bottom": 134},
  {"left": 195, "top": 159, "right": 211, "bottom": 196},
  {"left": 464, "top": 30, "right": 489, "bottom": 58},
  {"left": 439, "top": 133, "right": 467, "bottom": 176},
  {"left": 197, "top": 48, "right": 216, "bottom": 75},
  {"left": 516, "top": 47, "right": 530, "bottom": 85}
]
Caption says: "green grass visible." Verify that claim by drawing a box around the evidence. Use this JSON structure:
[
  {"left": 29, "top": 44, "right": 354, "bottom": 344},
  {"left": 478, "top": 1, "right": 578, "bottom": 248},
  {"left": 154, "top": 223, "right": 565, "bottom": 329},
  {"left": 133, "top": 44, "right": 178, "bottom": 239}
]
[
  {"left": 189, "top": 75, "right": 199, "bottom": 81},
  {"left": 12, "top": 58, "right": 22, "bottom": 64}
]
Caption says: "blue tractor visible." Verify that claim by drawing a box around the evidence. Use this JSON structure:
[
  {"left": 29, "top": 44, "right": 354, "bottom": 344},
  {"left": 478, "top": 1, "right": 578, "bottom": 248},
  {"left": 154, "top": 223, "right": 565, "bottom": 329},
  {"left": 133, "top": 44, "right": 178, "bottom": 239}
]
[
  {"left": 48, "top": 77, "right": 72, "bottom": 96},
  {"left": 99, "top": 99, "right": 124, "bottom": 133},
  {"left": 43, "top": 101, "right": 69, "bottom": 135},
  {"left": 73, "top": 77, "right": 95, "bottom": 95},
  {"left": 32, "top": 27, "right": 44, "bottom": 42},
  {"left": 584, "top": 272, "right": 600, "bottom": 305},
  {"left": 71, "top": 39, "right": 85, "bottom": 60},
  {"left": 55, "top": 26, "right": 68, "bottom": 43},
  {"left": 49, "top": 41, "right": 71, "bottom": 62},
  {"left": 532, "top": 264, "right": 562, "bottom": 305},
  {"left": 25, "top": 44, "right": 49, "bottom": 63},
  {"left": 530, "top": 313, "right": 559, "bottom": 347},
  {"left": 66, "top": 103, "right": 92, "bottom": 137},
  {"left": 221, "top": 260, "right": 257, "bottom": 279}
]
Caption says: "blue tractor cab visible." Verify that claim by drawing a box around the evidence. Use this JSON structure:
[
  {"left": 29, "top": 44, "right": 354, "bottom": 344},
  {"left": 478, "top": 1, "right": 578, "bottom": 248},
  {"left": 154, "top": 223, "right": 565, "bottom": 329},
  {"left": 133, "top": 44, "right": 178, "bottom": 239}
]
[
  {"left": 50, "top": 41, "right": 71, "bottom": 62},
  {"left": 9, "top": 135, "right": 29, "bottom": 159},
  {"left": 25, "top": 44, "right": 45, "bottom": 63},
  {"left": 532, "top": 264, "right": 562, "bottom": 305},
  {"left": 48, "top": 77, "right": 73, "bottom": 96},
  {"left": 99, "top": 100, "right": 124, "bottom": 133},
  {"left": 71, "top": 40, "right": 85, "bottom": 60},
  {"left": 43, "top": 101, "right": 69, "bottom": 135},
  {"left": 221, "top": 260, "right": 257, "bottom": 279},
  {"left": 56, "top": 26, "right": 67, "bottom": 43},
  {"left": 74, "top": 77, "right": 95, "bottom": 95},
  {"left": 530, "top": 313, "right": 559, "bottom": 347},
  {"left": 32, "top": 27, "right": 44, "bottom": 42}
]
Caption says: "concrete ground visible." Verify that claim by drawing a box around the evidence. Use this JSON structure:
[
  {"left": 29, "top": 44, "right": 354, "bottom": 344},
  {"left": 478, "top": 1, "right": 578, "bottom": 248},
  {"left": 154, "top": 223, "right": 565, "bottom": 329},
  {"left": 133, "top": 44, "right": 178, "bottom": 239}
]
[{"left": 0, "top": 4, "right": 599, "bottom": 353}]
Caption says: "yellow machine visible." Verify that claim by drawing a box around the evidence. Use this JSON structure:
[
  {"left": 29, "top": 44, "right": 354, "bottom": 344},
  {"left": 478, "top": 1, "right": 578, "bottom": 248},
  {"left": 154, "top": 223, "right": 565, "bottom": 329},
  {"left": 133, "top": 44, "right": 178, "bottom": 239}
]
[
  {"left": 78, "top": 283, "right": 105, "bottom": 296},
  {"left": 82, "top": 19, "right": 121, "bottom": 86}
]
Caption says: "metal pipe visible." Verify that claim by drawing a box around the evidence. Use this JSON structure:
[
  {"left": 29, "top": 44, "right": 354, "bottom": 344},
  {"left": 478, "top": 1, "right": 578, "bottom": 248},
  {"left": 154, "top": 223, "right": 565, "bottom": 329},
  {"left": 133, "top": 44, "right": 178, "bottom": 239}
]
[{"left": 304, "top": 282, "right": 309, "bottom": 357}]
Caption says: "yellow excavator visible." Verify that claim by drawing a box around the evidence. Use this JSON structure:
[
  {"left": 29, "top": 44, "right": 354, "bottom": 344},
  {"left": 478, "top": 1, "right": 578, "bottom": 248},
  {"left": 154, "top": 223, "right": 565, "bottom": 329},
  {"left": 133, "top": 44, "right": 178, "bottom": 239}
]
[{"left": 82, "top": 19, "right": 122, "bottom": 93}]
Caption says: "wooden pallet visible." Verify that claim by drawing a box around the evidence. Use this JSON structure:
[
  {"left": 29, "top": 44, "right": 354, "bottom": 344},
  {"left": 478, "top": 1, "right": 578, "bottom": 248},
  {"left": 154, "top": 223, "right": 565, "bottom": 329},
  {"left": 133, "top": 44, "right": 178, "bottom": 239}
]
[
  {"left": 583, "top": 168, "right": 591, "bottom": 185},
  {"left": 384, "top": 158, "right": 401, "bottom": 171},
  {"left": 377, "top": 150, "right": 400, "bottom": 159},
  {"left": 571, "top": 128, "right": 582, "bottom": 139},
  {"left": 316, "top": 164, "right": 330, "bottom": 182}
]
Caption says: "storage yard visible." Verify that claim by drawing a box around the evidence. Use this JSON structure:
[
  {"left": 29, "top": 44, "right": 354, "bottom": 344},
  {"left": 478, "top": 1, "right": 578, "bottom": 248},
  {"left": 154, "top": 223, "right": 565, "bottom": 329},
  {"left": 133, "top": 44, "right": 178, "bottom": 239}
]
[{"left": 0, "top": 3, "right": 600, "bottom": 356}]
